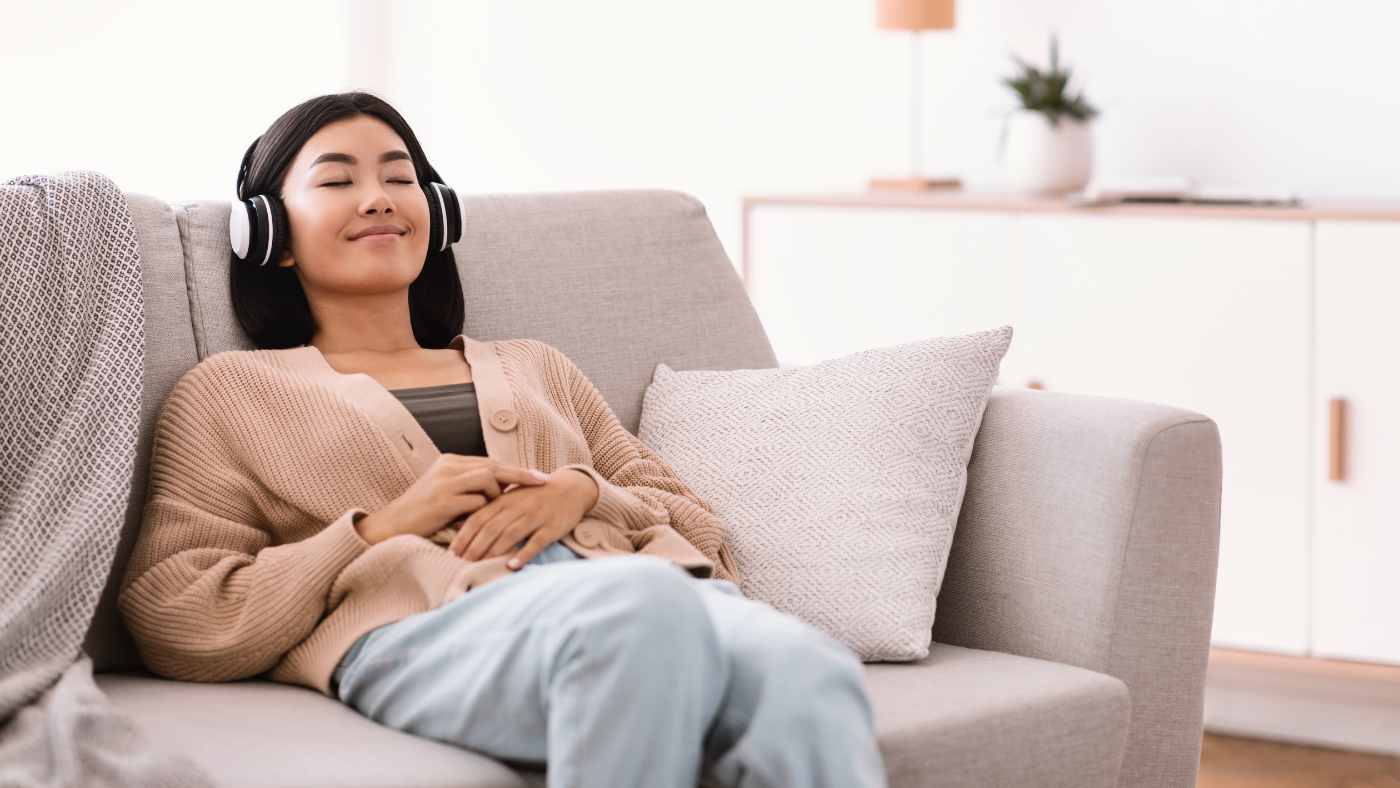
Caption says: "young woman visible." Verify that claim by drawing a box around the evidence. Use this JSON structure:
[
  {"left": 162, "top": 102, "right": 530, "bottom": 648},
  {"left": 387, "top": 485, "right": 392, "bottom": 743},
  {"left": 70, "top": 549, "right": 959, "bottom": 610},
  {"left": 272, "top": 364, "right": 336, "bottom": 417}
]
[{"left": 120, "top": 91, "right": 888, "bottom": 788}]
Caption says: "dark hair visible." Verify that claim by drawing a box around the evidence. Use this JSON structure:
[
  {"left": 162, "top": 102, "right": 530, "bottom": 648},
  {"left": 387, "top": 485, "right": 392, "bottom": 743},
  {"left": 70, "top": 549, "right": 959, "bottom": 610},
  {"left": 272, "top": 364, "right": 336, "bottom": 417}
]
[{"left": 229, "top": 92, "right": 464, "bottom": 349}]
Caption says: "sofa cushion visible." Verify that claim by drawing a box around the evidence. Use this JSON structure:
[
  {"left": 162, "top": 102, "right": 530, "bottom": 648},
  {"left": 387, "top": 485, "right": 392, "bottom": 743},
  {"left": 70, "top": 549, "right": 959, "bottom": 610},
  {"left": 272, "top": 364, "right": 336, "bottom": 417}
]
[
  {"left": 637, "top": 327, "right": 1013, "bottom": 661},
  {"left": 96, "top": 671, "right": 542, "bottom": 788},
  {"left": 98, "top": 641, "right": 1126, "bottom": 788},
  {"left": 866, "top": 643, "right": 1130, "bottom": 788}
]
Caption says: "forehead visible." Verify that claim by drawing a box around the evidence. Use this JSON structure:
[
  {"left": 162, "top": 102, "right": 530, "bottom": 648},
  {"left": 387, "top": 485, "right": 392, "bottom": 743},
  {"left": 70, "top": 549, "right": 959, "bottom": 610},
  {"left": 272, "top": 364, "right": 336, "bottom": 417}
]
[{"left": 292, "top": 115, "right": 410, "bottom": 170}]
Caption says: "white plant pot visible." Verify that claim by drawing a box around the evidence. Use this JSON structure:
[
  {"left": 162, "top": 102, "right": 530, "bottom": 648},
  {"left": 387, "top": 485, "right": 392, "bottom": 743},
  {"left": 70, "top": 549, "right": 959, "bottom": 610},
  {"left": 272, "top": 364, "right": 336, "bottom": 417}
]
[{"left": 999, "top": 111, "right": 1094, "bottom": 195}]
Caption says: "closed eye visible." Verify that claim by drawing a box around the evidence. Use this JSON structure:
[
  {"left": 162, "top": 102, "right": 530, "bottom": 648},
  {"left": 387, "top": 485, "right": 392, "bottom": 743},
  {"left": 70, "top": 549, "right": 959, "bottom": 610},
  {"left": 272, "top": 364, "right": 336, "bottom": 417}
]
[{"left": 322, "top": 180, "right": 416, "bottom": 187}]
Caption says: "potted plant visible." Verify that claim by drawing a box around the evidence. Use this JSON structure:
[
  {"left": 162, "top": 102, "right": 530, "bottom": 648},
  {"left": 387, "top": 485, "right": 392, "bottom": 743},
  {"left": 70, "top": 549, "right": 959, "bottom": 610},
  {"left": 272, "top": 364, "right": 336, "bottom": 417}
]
[{"left": 998, "top": 35, "right": 1098, "bottom": 194}]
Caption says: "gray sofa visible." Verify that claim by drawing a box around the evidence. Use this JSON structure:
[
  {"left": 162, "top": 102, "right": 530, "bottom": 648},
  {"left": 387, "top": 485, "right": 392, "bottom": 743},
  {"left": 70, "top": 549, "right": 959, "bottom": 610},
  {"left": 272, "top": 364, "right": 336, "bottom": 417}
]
[{"left": 81, "top": 188, "right": 1222, "bottom": 788}]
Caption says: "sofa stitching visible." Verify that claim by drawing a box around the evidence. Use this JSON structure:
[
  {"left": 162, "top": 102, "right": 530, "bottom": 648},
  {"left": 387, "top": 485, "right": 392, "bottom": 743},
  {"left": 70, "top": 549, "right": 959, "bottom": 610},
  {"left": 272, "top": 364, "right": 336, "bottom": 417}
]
[{"left": 174, "top": 203, "right": 208, "bottom": 360}]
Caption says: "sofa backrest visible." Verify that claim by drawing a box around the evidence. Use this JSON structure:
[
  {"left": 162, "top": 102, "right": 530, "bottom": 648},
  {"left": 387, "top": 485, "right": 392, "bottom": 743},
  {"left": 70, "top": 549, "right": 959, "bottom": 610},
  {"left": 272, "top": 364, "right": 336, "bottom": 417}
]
[{"left": 85, "top": 189, "right": 777, "bottom": 674}]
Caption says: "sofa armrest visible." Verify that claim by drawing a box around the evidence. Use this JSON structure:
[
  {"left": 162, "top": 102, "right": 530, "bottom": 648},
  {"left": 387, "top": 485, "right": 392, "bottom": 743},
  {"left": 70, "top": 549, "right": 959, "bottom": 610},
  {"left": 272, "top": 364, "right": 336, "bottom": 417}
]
[{"left": 933, "top": 387, "right": 1222, "bottom": 788}]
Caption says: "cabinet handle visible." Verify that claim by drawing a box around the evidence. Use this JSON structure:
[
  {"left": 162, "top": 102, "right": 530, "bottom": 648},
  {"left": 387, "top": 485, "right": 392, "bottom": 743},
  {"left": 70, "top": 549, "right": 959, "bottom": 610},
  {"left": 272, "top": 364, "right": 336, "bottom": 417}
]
[
  {"left": 1328, "top": 397, "right": 1347, "bottom": 482},
  {"left": 1026, "top": 379, "right": 1045, "bottom": 390}
]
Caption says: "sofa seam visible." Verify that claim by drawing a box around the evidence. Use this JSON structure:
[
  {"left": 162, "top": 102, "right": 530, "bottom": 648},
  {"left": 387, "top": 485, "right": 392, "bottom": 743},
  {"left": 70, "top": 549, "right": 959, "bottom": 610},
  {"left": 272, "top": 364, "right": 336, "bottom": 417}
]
[{"left": 174, "top": 204, "right": 209, "bottom": 360}]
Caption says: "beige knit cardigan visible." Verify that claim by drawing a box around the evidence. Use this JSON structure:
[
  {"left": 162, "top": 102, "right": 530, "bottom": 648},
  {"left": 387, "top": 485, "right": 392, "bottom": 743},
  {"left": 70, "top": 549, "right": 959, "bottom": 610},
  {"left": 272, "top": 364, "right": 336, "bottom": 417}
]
[{"left": 117, "top": 333, "right": 739, "bottom": 697}]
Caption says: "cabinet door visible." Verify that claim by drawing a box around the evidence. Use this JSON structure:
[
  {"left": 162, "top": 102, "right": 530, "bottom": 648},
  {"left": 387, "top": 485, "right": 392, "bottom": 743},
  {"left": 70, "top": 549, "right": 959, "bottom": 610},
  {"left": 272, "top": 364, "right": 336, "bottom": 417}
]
[
  {"left": 747, "top": 206, "right": 1027, "bottom": 368},
  {"left": 1312, "top": 221, "right": 1400, "bottom": 666}
]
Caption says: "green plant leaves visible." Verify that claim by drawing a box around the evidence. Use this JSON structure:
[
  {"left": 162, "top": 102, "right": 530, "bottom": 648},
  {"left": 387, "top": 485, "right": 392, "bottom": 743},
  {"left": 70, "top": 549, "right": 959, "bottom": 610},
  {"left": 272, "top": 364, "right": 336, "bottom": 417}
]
[{"left": 1003, "top": 33, "right": 1098, "bottom": 126}]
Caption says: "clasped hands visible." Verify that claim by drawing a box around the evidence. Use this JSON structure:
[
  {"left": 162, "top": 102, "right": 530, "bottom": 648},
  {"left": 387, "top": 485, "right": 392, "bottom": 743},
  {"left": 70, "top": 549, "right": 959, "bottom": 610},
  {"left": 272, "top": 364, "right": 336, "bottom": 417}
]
[
  {"left": 356, "top": 455, "right": 601, "bottom": 570},
  {"left": 447, "top": 466, "right": 600, "bottom": 570}
]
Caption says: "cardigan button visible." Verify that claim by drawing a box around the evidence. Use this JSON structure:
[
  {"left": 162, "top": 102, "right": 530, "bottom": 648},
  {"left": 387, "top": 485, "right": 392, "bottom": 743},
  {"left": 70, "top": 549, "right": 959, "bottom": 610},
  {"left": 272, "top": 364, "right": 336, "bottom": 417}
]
[
  {"left": 490, "top": 408, "right": 519, "bottom": 432},
  {"left": 574, "top": 521, "right": 602, "bottom": 548}
]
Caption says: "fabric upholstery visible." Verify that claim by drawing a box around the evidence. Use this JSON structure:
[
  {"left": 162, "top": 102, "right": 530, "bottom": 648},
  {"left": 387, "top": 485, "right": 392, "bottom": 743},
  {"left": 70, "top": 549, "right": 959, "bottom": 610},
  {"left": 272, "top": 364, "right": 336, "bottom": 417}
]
[
  {"left": 935, "top": 388, "right": 1221, "bottom": 787},
  {"left": 98, "top": 640, "right": 1129, "bottom": 788},
  {"left": 96, "top": 671, "right": 536, "bottom": 788},
  {"left": 865, "top": 645, "right": 1130, "bottom": 788}
]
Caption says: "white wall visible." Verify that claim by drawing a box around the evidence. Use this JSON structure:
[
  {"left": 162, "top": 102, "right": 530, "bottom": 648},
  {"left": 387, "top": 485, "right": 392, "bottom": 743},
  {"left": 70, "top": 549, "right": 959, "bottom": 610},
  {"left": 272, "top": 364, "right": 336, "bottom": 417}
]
[
  {"left": 958, "top": 0, "right": 1400, "bottom": 199},
  {"left": 2, "top": 1, "right": 350, "bottom": 204},
  {"left": 6, "top": 0, "right": 1400, "bottom": 271}
]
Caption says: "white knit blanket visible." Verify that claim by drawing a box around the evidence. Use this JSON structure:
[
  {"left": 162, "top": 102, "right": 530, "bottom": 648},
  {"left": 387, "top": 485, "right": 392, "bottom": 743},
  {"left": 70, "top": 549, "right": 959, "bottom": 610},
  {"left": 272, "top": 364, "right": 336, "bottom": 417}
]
[{"left": 0, "top": 172, "right": 214, "bottom": 787}]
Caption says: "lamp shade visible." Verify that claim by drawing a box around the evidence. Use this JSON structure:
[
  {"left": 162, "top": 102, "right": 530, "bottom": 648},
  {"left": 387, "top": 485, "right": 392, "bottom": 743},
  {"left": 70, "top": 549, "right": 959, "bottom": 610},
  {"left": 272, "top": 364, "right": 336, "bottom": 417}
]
[{"left": 876, "top": 0, "right": 955, "bottom": 30}]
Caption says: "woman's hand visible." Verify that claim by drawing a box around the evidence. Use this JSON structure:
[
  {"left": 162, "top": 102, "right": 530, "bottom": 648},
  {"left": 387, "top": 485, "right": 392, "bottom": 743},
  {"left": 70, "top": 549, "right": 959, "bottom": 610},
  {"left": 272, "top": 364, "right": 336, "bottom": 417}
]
[
  {"left": 449, "top": 469, "right": 600, "bottom": 569},
  {"left": 356, "top": 455, "right": 550, "bottom": 545}
]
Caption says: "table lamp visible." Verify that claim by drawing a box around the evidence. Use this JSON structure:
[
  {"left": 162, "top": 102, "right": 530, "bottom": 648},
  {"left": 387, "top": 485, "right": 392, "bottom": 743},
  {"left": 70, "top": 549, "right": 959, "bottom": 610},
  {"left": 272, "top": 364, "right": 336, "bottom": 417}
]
[{"left": 869, "top": 0, "right": 960, "bottom": 191}]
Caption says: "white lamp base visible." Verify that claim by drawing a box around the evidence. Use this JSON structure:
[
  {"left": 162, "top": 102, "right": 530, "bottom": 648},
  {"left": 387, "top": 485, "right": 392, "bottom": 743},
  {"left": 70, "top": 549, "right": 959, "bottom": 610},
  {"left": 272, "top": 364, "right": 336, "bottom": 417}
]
[{"left": 869, "top": 31, "right": 959, "bottom": 193}]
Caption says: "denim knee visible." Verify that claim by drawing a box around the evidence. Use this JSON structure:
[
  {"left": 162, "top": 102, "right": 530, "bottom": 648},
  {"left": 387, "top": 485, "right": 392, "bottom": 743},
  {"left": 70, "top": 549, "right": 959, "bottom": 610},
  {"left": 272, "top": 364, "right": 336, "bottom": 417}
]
[
  {"left": 764, "top": 621, "right": 865, "bottom": 696},
  {"left": 565, "top": 557, "right": 720, "bottom": 661}
]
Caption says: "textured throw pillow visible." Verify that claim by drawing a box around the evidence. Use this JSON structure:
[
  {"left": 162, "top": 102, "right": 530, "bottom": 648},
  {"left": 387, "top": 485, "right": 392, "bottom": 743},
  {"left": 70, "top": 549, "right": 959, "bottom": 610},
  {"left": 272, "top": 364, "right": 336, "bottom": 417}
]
[{"left": 638, "top": 326, "right": 1013, "bottom": 661}]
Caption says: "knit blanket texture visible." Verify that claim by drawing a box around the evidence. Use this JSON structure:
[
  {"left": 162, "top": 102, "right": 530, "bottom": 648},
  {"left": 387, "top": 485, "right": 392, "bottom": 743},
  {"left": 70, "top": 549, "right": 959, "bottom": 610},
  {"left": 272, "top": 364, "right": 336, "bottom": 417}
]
[{"left": 0, "top": 171, "right": 214, "bottom": 787}]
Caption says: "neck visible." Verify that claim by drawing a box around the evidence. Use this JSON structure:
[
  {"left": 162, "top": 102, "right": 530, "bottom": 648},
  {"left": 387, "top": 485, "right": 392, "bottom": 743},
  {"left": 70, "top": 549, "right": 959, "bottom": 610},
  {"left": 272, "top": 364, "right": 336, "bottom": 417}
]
[{"left": 304, "top": 290, "right": 419, "bottom": 356}]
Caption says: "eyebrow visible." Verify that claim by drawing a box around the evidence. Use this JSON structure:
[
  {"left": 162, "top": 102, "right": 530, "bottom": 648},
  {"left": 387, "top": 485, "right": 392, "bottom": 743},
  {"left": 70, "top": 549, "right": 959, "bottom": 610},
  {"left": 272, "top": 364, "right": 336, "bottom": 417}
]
[{"left": 309, "top": 150, "right": 412, "bottom": 168}]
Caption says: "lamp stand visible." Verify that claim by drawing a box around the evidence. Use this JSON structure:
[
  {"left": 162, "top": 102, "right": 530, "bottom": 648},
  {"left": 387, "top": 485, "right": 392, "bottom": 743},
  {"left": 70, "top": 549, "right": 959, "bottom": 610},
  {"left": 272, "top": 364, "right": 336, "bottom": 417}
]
[{"left": 869, "top": 30, "right": 961, "bottom": 191}]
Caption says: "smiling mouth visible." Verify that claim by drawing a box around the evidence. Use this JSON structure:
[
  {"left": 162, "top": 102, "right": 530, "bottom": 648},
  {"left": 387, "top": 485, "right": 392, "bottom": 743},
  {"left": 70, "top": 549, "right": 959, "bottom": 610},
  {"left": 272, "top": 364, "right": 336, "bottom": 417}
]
[{"left": 352, "top": 232, "right": 404, "bottom": 241}]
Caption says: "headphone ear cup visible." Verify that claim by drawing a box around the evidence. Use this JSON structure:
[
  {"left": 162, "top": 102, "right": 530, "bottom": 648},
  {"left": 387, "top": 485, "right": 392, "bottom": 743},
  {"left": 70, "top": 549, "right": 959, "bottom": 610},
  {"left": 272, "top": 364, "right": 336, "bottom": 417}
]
[
  {"left": 442, "top": 185, "right": 463, "bottom": 247},
  {"left": 234, "top": 193, "right": 289, "bottom": 267},
  {"left": 232, "top": 194, "right": 287, "bottom": 266},
  {"left": 423, "top": 183, "right": 443, "bottom": 255},
  {"left": 263, "top": 193, "right": 289, "bottom": 266},
  {"left": 230, "top": 199, "right": 255, "bottom": 260},
  {"left": 423, "top": 182, "right": 463, "bottom": 254}
]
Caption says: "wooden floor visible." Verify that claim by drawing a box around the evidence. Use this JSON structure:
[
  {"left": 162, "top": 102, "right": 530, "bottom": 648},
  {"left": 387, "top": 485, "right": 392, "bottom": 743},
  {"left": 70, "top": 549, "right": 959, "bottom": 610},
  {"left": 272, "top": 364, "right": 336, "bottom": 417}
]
[{"left": 1199, "top": 732, "right": 1400, "bottom": 787}]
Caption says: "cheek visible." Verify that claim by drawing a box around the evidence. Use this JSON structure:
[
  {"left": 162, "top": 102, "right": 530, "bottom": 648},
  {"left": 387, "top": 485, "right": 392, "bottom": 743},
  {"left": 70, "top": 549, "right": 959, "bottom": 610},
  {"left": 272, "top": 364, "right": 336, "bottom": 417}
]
[
  {"left": 408, "top": 196, "right": 433, "bottom": 255},
  {"left": 286, "top": 196, "right": 344, "bottom": 250},
  {"left": 409, "top": 193, "right": 432, "bottom": 229}
]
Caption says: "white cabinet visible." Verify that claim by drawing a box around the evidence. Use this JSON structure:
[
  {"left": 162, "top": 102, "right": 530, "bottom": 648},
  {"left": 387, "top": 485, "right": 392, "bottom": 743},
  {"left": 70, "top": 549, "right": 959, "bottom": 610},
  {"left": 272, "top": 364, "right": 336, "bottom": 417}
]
[
  {"left": 1311, "top": 221, "right": 1400, "bottom": 665},
  {"left": 747, "top": 203, "right": 1318, "bottom": 657}
]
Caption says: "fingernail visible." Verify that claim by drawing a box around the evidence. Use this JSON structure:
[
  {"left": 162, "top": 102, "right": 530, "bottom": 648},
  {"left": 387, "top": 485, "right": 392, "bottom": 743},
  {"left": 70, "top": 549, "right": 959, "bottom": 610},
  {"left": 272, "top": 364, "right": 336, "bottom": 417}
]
[
  {"left": 531, "top": 470, "right": 549, "bottom": 481},
  {"left": 508, "top": 558, "right": 521, "bottom": 569}
]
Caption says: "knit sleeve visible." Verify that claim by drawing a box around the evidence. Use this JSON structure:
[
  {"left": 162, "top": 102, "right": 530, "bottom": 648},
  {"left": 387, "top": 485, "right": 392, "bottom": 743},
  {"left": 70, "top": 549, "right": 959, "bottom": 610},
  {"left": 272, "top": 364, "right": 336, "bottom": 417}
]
[
  {"left": 116, "top": 372, "right": 374, "bottom": 683},
  {"left": 539, "top": 343, "right": 741, "bottom": 584}
]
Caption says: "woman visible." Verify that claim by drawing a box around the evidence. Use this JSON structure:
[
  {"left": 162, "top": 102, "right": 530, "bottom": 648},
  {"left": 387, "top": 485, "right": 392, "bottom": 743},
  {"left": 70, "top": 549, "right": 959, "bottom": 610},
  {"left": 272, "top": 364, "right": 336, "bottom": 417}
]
[{"left": 118, "top": 91, "right": 887, "bottom": 788}]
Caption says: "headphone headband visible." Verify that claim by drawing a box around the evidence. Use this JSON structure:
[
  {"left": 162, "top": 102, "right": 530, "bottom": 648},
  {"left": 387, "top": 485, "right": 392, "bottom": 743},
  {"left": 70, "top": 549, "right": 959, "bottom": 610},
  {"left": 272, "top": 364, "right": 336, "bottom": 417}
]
[{"left": 235, "top": 136, "right": 261, "bottom": 203}]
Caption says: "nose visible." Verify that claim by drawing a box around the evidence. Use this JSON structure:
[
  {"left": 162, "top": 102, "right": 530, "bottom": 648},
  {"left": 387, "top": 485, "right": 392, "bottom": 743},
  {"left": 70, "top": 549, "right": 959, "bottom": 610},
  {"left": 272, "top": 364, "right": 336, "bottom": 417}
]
[{"left": 360, "top": 184, "right": 395, "bottom": 216}]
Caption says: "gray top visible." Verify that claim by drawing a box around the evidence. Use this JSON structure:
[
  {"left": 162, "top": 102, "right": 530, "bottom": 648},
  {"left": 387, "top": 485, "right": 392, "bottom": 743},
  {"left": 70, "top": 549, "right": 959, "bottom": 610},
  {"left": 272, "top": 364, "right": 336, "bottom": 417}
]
[{"left": 387, "top": 382, "right": 487, "bottom": 457}]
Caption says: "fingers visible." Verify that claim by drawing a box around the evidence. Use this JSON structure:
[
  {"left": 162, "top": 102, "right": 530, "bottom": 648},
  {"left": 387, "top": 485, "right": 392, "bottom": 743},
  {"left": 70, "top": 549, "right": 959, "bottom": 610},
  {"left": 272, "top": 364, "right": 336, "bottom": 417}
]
[
  {"left": 453, "top": 463, "right": 548, "bottom": 500},
  {"left": 480, "top": 514, "right": 533, "bottom": 561},
  {"left": 446, "top": 470, "right": 556, "bottom": 562},
  {"left": 462, "top": 510, "right": 524, "bottom": 562},
  {"left": 447, "top": 517, "right": 477, "bottom": 558},
  {"left": 447, "top": 496, "right": 495, "bottom": 557},
  {"left": 500, "top": 465, "right": 551, "bottom": 486},
  {"left": 453, "top": 504, "right": 498, "bottom": 559},
  {"left": 508, "top": 531, "right": 557, "bottom": 570}
]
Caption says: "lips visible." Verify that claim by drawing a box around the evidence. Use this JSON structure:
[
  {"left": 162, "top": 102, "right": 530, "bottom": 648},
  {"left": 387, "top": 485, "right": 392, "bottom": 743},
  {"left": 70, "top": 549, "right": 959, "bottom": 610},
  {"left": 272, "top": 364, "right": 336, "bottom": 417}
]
[{"left": 349, "top": 225, "right": 407, "bottom": 241}]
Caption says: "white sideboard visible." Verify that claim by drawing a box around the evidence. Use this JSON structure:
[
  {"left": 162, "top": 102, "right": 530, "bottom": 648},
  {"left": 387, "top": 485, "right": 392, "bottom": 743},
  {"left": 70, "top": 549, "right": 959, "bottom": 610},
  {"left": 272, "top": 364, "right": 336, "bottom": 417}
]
[{"left": 741, "top": 191, "right": 1400, "bottom": 671}]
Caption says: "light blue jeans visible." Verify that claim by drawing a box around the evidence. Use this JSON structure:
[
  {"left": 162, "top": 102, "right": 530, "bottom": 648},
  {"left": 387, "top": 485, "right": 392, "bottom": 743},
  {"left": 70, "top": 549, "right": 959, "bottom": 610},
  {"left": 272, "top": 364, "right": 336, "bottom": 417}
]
[{"left": 331, "top": 541, "right": 888, "bottom": 788}]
